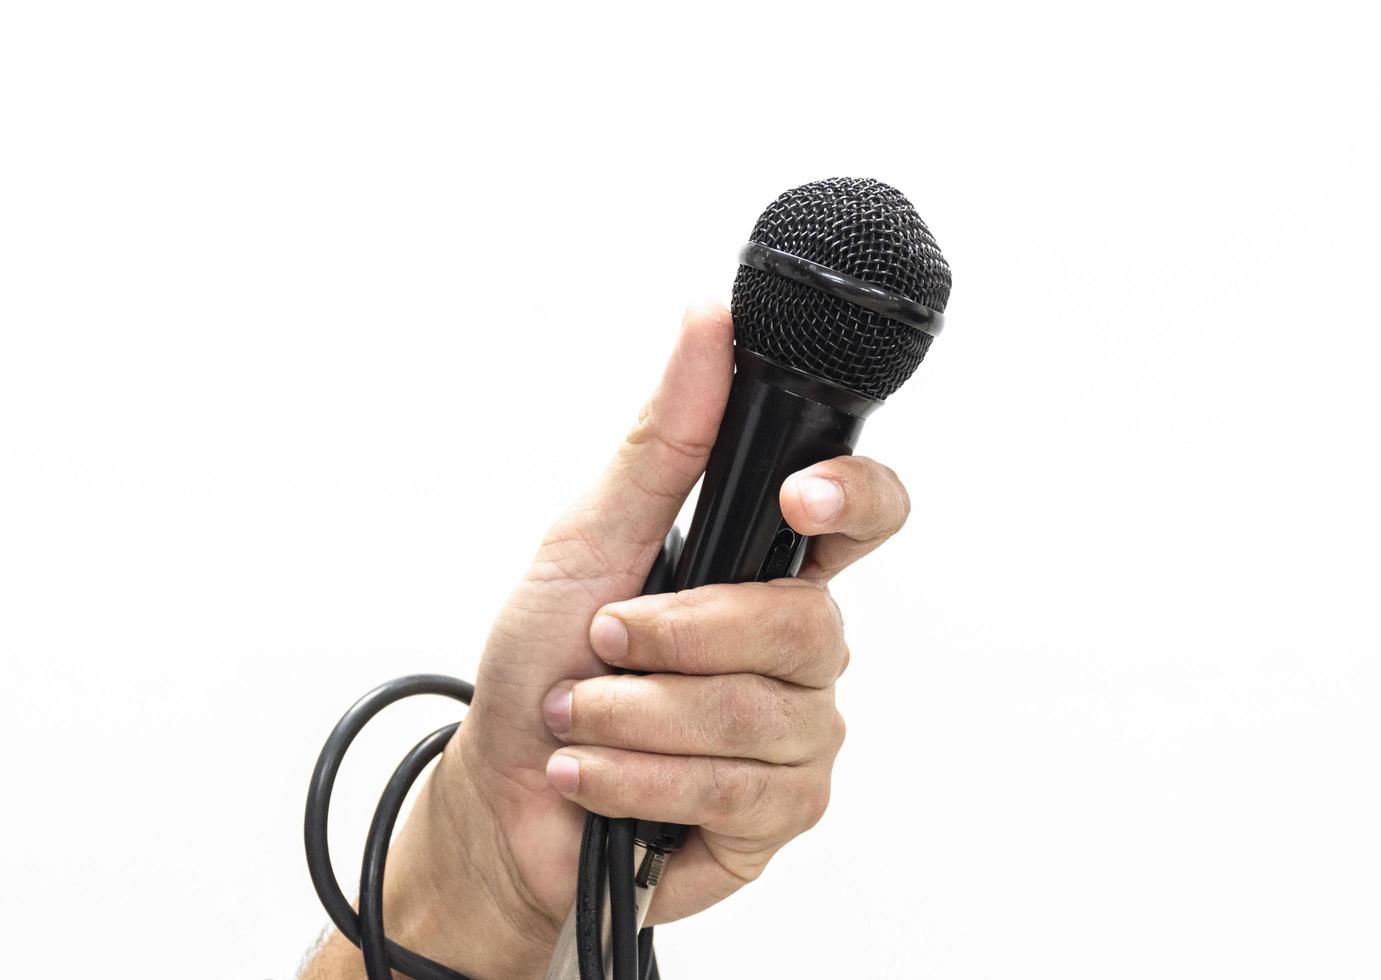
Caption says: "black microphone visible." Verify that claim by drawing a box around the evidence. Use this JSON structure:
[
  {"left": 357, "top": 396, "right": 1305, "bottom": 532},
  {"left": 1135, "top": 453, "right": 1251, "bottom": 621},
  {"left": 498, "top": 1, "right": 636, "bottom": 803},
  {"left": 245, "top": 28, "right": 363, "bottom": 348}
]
[{"left": 625, "top": 177, "right": 953, "bottom": 869}]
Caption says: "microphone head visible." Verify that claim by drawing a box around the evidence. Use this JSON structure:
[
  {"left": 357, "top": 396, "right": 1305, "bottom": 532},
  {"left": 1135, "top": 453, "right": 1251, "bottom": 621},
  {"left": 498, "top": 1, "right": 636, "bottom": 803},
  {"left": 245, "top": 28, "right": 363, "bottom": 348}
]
[{"left": 731, "top": 177, "right": 951, "bottom": 401}]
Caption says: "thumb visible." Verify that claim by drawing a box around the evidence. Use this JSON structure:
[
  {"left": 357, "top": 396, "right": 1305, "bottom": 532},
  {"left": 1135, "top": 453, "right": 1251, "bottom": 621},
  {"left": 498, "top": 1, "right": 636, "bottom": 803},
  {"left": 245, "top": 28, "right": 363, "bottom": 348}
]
[{"left": 541, "top": 302, "right": 734, "bottom": 586}]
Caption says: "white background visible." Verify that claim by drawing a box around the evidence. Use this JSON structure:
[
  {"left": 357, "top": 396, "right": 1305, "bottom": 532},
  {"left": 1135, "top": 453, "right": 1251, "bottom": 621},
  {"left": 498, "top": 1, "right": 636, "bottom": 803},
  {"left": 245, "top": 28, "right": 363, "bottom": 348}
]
[{"left": 2, "top": 2, "right": 1378, "bottom": 977}]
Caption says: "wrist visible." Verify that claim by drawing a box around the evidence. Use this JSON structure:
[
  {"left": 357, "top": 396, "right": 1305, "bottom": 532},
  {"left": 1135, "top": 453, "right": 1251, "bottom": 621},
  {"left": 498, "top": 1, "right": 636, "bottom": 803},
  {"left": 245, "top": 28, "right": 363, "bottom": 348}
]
[{"left": 303, "top": 737, "right": 558, "bottom": 980}]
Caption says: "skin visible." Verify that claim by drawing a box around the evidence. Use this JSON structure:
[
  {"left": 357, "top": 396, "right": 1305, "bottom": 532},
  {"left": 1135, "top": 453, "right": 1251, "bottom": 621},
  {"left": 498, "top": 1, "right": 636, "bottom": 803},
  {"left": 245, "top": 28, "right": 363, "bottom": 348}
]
[{"left": 303, "top": 303, "right": 912, "bottom": 979}]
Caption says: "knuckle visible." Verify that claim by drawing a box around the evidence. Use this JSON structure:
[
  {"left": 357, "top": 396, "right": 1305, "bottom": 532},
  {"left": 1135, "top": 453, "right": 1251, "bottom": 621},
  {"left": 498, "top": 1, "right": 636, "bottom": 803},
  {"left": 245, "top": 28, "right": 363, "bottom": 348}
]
[
  {"left": 775, "top": 687, "right": 810, "bottom": 751},
  {"left": 626, "top": 404, "right": 715, "bottom": 463},
  {"left": 714, "top": 674, "right": 802, "bottom": 757},
  {"left": 836, "top": 641, "right": 852, "bottom": 680},
  {"left": 577, "top": 679, "right": 632, "bottom": 738},
  {"left": 668, "top": 586, "right": 705, "bottom": 612},
  {"left": 728, "top": 855, "right": 769, "bottom": 883},
  {"left": 714, "top": 677, "right": 770, "bottom": 750},
  {"left": 850, "top": 458, "right": 909, "bottom": 538},
  {"left": 761, "top": 676, "right": 813, "bottom": 757},
  {"left": 658, "top": 593, "right": 712, "bottom": 671},
  {"left": 705, "top": 758, "right": 770, "bottom": 821},
  {"left": 807, "top": 588, "right": 845, "bottom": 642},
  {"left": 828, "top": 709, "right": 847, "bottom": 754},
  {"left": 768, "top": 585, "right": 816, "bottom": 640},
  {"left": 632, "top": 756, "right": 678, "bottom": 809},
  {"left": 884, "top": 463, "right": 911, "bottom": 531},
  {"left": 800, "top": 776, "right": 832, "bottom": 830},
  {"left": 780, "top": 587, "right": 847, "bottom": 682},
  {"left": 795, "top": 690, "right": 839, "bottom": 760}
]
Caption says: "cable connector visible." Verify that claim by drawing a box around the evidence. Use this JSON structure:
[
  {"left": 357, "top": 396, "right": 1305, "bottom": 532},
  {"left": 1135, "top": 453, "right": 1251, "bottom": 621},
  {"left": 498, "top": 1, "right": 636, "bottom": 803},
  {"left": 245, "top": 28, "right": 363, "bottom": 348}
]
[{"left": 634, "top": 847, "right": 667, "bottom": 889}]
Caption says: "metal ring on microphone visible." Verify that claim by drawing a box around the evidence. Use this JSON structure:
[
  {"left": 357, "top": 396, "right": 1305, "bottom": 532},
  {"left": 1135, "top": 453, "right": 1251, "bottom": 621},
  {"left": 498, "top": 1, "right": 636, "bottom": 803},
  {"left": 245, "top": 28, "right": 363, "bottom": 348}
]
[{"left": 737, "top": 242, "right": 945, "bottom": 338}]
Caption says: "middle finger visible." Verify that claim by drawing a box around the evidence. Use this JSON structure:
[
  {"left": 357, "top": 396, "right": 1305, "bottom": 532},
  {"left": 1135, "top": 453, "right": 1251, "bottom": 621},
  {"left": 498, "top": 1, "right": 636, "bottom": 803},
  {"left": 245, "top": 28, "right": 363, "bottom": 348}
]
[{"left": 541, "top": 672, "right": 842, "bottom": 766}]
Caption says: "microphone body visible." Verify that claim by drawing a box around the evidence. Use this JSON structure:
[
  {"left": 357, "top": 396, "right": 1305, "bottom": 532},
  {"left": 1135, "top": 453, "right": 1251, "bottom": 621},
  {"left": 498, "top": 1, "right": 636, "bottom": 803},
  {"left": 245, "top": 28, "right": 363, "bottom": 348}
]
[{"left": 673, "top": 348, "right": 877, "bottom": 590}]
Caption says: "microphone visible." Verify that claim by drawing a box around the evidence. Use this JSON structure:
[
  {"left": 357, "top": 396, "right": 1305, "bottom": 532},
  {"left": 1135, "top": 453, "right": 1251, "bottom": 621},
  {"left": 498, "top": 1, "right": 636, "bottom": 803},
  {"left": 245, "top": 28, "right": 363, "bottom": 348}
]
[
  {"left": 551, "top": 177, "right": 953, "bottom": 980},
  {"left": 632, "top": 176, "right": 951, "bottom": 855}
]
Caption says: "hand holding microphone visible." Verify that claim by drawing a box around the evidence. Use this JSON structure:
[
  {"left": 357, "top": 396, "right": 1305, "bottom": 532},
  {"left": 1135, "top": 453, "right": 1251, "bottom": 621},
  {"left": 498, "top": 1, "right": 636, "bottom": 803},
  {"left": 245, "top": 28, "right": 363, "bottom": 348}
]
[
  {"left": 304, "top": 178, "right": 951, "bottom": 980},
  {"left": 304, "top": 305, "right": 915, "bottom": 979}
]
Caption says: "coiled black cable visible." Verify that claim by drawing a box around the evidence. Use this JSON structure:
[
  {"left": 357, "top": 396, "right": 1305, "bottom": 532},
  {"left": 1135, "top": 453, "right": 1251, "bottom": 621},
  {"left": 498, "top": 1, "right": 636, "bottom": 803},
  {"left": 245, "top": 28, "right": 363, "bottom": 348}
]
[
  {"left": 304, "top": 673, "right": 659, "bottom": 980},
  {"left": 359, "top": 722, "right": 460, "bottom": 979},
  {"left": 305, "top": 674, "right": 473, "bottom": 980}
]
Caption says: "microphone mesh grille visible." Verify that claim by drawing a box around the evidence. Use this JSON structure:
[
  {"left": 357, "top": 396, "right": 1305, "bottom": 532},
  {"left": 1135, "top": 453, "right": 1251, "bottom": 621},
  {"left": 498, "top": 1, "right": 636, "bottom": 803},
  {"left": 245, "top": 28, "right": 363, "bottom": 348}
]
[{"left": 731, "top": 177, "right": 951, "bottom": 400}]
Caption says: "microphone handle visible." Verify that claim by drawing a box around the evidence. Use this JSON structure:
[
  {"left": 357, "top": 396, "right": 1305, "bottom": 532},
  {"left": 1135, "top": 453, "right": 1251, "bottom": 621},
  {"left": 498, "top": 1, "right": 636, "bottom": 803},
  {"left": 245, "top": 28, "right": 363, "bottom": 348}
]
[
  {"left": 633, "top": 348, "right": 879, "bottom": 856},
  {"left": 675, "top": 348, "right": 877, "bottom": 589}
]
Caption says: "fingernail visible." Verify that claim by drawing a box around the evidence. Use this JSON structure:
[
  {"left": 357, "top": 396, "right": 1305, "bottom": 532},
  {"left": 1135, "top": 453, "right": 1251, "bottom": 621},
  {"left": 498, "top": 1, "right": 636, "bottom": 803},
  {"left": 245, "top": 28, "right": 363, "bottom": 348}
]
[
  {"left": 798, "top": 476, "right": 844, "bottom": 523},
  {"left": 590, "top": 614, "right": 629, "bottom": 662},
  {"left": 546, "top": 753, "right": 580, "bottom": 794},
  {"left": 541, "top": 682, "right": 573, "bottom": 739}
]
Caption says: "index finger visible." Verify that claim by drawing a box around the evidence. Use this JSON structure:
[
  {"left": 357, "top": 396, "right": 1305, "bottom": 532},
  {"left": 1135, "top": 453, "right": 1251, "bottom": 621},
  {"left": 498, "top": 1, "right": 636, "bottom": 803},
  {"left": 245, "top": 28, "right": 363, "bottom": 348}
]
[
  {"left": 779, "top": 455, "right": 912, "bottom": 583},
  {"left": 588, "top": 579, "right": 848, "bottom": 689}
]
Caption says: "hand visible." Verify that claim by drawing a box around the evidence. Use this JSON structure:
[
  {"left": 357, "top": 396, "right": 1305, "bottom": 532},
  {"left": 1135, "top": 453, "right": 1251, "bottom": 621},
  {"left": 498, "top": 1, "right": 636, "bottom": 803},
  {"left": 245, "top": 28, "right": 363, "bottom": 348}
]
[{"left": 304, "top": 304, "right": 912, "bottom": 979}]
